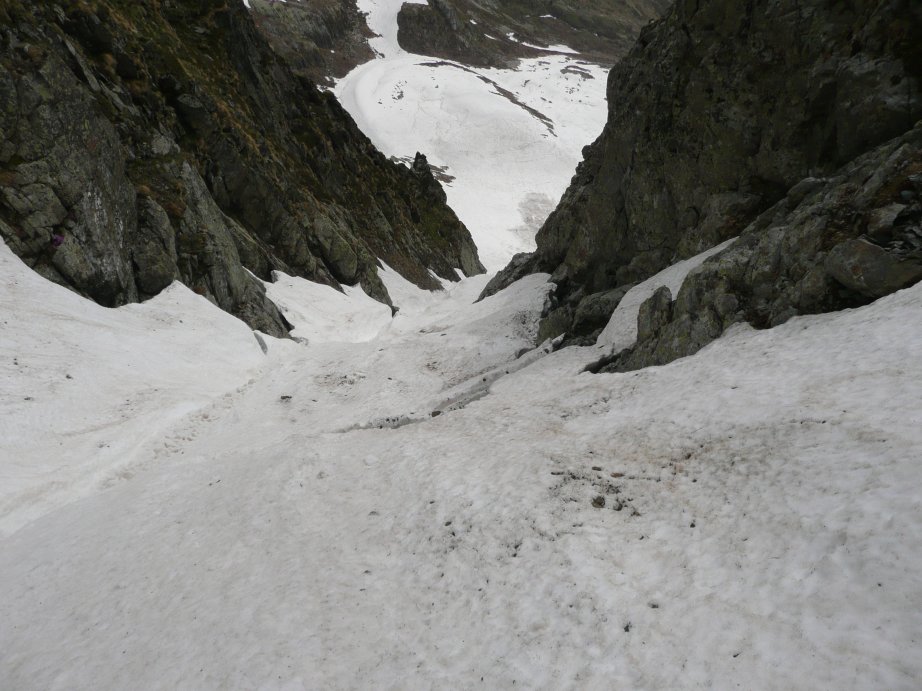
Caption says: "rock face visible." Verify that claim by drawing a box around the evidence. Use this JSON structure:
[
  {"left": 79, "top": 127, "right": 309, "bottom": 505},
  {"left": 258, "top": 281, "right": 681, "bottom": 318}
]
[
  {"left": 397, "top": 0, "right": 669, "bottom": 67},
  {"left": 487, "top": 0, "right": 922, "bottom": 350},
  {"left": 0, "top": 0, "right": 483, "bottom": 336},
  {"left": 600, "top": 124, "right": 922, "bottom": 372},
  {"left": 248, "top": 0, "right": 373, "bottom": 87}
]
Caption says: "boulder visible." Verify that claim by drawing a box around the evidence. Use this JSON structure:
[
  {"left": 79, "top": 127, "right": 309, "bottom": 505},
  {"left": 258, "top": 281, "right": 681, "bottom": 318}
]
[
  {"left": 636, "top": 287, "right": 673, "bottom": 344},
  {"left": 826, "top": 239, "right": 922, "bottom": 299},
  {"left": 571, "top": 285, "right": 634, "bottom": 336}
]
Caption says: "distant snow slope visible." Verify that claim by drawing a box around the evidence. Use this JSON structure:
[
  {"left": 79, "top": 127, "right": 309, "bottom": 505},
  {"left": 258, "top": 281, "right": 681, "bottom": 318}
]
[
  {"left": 2, "top": 237, "right": 922, "bottom": 689},
  {"left": 335, "top": 0, "right": 608, "bottom": 270}
]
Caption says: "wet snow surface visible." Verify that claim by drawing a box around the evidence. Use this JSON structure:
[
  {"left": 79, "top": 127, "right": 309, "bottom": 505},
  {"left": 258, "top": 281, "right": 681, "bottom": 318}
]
[
  {"left": 3, "top": 1, "right": 922, "bottom": 686},
  {"left": 3, "top": 236, "right": 922, "bottom": 689},
  {"left": 335, "top": 0, "right": 609, "bottom": 270}
]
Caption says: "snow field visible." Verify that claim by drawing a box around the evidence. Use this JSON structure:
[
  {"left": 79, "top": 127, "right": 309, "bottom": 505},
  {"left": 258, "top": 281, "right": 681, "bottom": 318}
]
[
  {"left": 2, "top": 237, "right": 921, "bottom": 688},
  {"left": 336, "top": 0, "right": 609, "bottom": 270},
  {"left": 3, "top": 2, "right": 921, "bottom": 686},
  {"left": 0, "top": 243, "right": 267, "bottom": 537}
]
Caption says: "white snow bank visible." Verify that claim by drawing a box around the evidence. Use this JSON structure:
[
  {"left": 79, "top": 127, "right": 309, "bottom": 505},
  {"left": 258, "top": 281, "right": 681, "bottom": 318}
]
[
  {"left": 515, "top": 38, "right": 580, "bottom": 55},
  {"left": 264, "top": 271, "right": 392, "bottom": 344},
  {"left": 0, "top": 243, "right": 266, "bottom": 536},
  {"left": 1, "top": 236, "right": 921, "bottom": 688},
  {"left": 597, "top": 238, "right": 737, "bottom": 351}
]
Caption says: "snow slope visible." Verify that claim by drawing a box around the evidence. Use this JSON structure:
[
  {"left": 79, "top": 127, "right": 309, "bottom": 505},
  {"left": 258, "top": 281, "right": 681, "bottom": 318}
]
[
  {"left": 2, "top": 237, "right": 922, "bottom": 689},
  {"left": 335, "top": 0, "right": 609, "bottom": 270},
  {"left": 0, "top": 244, "right": 267, "bottom": 537}
]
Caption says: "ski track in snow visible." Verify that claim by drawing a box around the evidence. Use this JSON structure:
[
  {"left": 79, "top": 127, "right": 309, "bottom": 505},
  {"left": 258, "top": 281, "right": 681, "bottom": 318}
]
[
  {"left": 335, "top": 0, "right": 609, "bottom": 271},
  {"left": 2, "top": 237, "right": 922, "bottom": 689}
]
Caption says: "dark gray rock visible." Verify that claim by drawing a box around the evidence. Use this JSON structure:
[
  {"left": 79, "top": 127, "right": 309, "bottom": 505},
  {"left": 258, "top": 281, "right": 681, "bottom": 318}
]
[
  {"left": 571, "top": 284, "right": 633, "bottom": 337},
  {"left": 635, "top": 286, "right": 672, "bottom": 344},
  {"left": 600, "top": 123, "right": 922, "bottom": 373},
  {"left": 133, "top": 197, "right": 179, "bottom": 296},
  {"left": 492, "top": 0, "right": 922, "bottom": 340},
  {"left": 397, "top": 0, "right": 669, "bottom": 67},
  {"left": 0, "top": 0, "right": 483, "bottom": 337},
  {"left": 411, "top": 152, "right": 448, "bottom": 206},
  {"left": 173, "top": 161, "right": 291, "bottom": 337},
  {"left": 397, "top": 0, "right": 530, "bottom": 69},
  {"left": 826, "top": 238, "right": 922, "bottom": 299},
  {"left": 479, "top": 252, "right": 541, "bottom": 301},
  {"left": 536, "top": 307, "right": 573, "bottom": 344},
  {"left": 0, "top": 50, "right": 137, "bottom": 308},
  {"left": 248, "top": 0, "right": 374, "bottom": 87}
]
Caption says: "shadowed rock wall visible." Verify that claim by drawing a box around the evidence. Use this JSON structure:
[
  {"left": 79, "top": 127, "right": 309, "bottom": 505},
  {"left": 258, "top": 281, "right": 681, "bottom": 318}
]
[
  {"left": 0, "top": 0, "right": 484, "bottom": 336},
  {"left": 485, "top": 0, "right": 922, "bottom": 358}
]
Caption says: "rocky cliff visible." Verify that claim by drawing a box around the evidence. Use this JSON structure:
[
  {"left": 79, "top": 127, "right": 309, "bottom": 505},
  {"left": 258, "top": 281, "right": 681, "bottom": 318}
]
[
  {"left": 397, "top": 0, "right": 669, "bottom": 67},
  {"left": 486, "top": 0, "right": 922, "bottom": 361},
  {"left": 592, "top": 123, "right": 922, "bottom": 372},
  {"left": 248, "top": 0, "right": 373, "bottom": 87},
  {"left": 0, "top": 0, "right": 483, "bottom": 337}
]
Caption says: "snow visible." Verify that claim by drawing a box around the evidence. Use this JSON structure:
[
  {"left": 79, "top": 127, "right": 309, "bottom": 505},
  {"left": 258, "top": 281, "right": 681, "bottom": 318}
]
[
  {"left": 335, "top": 0, "right": 609, "bottom": 271},
  {"left": 597, "top": 238, "right": 737, "bottom": 352},
  {"left": 3, "top": 2, "right": 922, "bottom": 686},
  {"left": 0, "top": 243, "right": 267, "bottom": 537},
  {"left": 2, "top": 234, "right": 922, "bottom": 688},
  {"left": 519, "top": 41, "right": 580, "bottom": 54},
  {"left": 507, "top": 33, "right": 581, "bottom": 55},
  {"left": 264, "top": 270, "right": 392, "bottom": 344}
]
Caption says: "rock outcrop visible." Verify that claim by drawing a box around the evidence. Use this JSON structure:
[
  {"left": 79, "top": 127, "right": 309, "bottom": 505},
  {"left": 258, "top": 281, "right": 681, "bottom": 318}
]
[
  {"left": 248, "top": 0, "right": 373, "bottom": 87},
  {"left": 397, "top": 0, "right": 669, "bottom": 67},
  {"left": 0, "top": 0, "right": 483, "bottom": 336},
  {"left": 598, "top": 124, "right": 922, "bottom": 372},
  {"left": 486, "top": 0, "right": 922, "bottom": 355}
]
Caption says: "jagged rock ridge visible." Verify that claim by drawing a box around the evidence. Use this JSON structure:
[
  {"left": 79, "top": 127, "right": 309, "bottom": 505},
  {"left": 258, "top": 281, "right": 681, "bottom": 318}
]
[
  {"left": 485, "top": 0, "right": 922, "bottom": 361},
  {"left": 0, "top": 0, "right": 483, "bottom": 337},
  {"left": 248, "top": 0, "right": 374, "bottom": 87},
  {"left": 397, "top": 0, "right": 670, "bottom": 68},
  {"left": 594, "top": 124, "right": 922, "bottom": 373}
]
